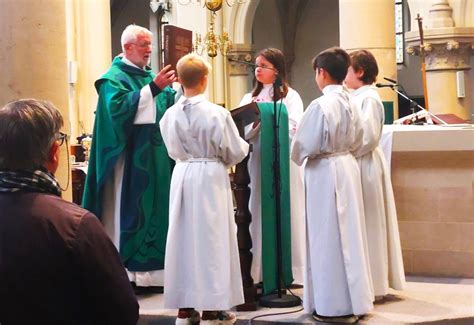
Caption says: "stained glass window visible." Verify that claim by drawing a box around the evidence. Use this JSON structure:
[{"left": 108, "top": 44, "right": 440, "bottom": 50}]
[{"left": 395, "top": 0, "right": 404, "bottom": 64}]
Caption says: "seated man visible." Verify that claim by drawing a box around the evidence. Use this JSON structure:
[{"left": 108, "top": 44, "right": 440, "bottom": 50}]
[{"left": 0, "top": 99, "right": 139, "bottom": 324}]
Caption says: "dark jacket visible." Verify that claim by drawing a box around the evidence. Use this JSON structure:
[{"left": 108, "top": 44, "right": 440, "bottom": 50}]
[{"left": 0, "top": 192, "right": 139, "bottom": 325}]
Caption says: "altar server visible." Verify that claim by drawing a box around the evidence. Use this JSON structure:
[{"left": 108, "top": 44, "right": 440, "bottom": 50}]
[
  {"left": 291, "top": 47, "right": 373, "bottom": 321},
  {"left": 240, "top": 47, "right": 305, "bottom": 286},
  {"left": 160, "top": 53, "right": 248, "bottom": 325},
  {"left": 345, "top": 49, "right": 405, "bottom": 299}
]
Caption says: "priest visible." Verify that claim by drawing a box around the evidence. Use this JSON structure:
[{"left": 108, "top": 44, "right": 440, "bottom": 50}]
[{"left": 83, "top": 24, "right": 176, "bottom": 291}]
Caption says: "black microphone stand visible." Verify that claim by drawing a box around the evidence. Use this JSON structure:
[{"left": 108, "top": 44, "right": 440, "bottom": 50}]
[
  {"left": 259, "top": 77, "right": 300, "bottom": 308},
  {"left": 386, "top": 84, "right": 447, "bottom": 125}
]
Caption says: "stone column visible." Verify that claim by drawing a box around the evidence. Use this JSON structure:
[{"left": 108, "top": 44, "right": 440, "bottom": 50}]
[
  {"left": 226, "top": 46, "right": 254, "bottom": 109},
  {"left": 225, "top": 1, "right": 259, "bottom": 109},
  {"left": 406, "top": 0, "right": 474, "bottom": 120},
  {"left": 0, "top": 0, "right": 72, "bottom": 199},
  {"left": 0, "top": 0, "right": 111, "bottom": 201},
  {"left": 339, "top": 0, "right": 398, "bottom": 118},
  {"left": 72, "top": 0, "right": 111, "bottom": 137}
]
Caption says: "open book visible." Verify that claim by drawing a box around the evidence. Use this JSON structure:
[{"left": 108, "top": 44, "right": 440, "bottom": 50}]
[{"left": 230, "top": 102, "right": 260, "bottom": 136}]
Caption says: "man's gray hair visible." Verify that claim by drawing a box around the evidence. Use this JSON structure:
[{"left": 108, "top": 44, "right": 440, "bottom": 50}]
[
  {"left": 121, "top": 24, "right": 153, "bottom": 52},
  {"left": 0, "top": 99, "right": 64, "bottom": 171}
]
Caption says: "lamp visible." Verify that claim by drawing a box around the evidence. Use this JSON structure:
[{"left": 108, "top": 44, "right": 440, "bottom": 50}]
[
  {"left": 194, "top": 12, "right": 232, "bottom": 58},
  {"left": 150, "top": 0, "right": 171, "bottom": 13},
  {"left": 178, "top": 0, "right": 246, "bottom": 57},
  {"left": 177, "top": 0, "right": 246, "bottom": 7}
]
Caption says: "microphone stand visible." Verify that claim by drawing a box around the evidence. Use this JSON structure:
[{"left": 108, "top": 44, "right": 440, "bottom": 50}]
[
  {"left": 259, "top": 77, "right": 300, "bottom": 308},
  {"left": 387, "top": 84, "right": 447, "bottom": 125}
]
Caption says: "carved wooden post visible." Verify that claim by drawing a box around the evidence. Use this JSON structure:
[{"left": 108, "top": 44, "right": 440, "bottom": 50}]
[
  {"left": 228, "top": 51, "right": 257, "bottom": 310},
  {"left": 233, "top": 146, "right": 257, "bottom": 311}
]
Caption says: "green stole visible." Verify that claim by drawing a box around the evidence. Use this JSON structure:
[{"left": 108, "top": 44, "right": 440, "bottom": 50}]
[
  {"left": 82, "top": 57, "right": 175, "bottom": 272},
  {"left": 257, "top": 102, "right": 294, "bottom": 294}
]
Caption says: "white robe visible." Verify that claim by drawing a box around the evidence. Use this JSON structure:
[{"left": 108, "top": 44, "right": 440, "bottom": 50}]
[
  {"left": 350, "top": 85, "right": 405, "bottom": 296},
  {"left": 239, "top": 84, "right": 306, "bottom": 285},
  {"left": 291, "top": 85, "right": 373, "bottom": 316},
  {"left": 160, "top": 94, "right": 248, "bottom": 310}
]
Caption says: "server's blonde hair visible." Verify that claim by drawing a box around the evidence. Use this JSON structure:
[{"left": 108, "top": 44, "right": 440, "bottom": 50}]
[{"left": 177, "top": 54, "right": 212, "bottom": 88}]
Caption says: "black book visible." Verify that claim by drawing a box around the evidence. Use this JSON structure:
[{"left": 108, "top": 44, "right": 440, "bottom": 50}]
[{"left": 231, "top": 102, "right": 260, "bottom": 125}]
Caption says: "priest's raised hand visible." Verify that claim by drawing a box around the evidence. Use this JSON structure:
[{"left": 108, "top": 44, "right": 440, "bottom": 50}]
[{"left": 153, "top": 64, "right": 177, "bottom": 90}]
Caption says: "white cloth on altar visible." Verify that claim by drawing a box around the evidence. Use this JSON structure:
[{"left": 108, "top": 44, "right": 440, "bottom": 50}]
[
  {"left": 240, "top": 84, "right": 306, "bottom": 285},
  {"left": 350, "top": 85, "right": 405, "bottom": 297},
  {"left": 160, "top": 94, "right": 248, "bottom": 309},
  {"left": 101, "top": 57, "right": 164, "bottom": 286},
  {"left": 380, "top": 126, "right": 394, "bottom": 170},
  {"left": 291, "top": 85, "right": 373, "bottom": 316}
]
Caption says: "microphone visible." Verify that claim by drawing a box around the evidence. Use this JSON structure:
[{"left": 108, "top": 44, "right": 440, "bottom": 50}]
[
  {"left": 227, "top": 57, "right": 277, "bottom": 71},
  {"left": 274, "top": 74, "right": 284, "bottom": 93},
  {"left": 228, "top": 57, "right": 257, "bottom": 67},
  {"left": 376, "top": 83, "right": 398, "bottom": 88},
  {"left": 384, "top": 77, "right": 398, "bottom": 84}
]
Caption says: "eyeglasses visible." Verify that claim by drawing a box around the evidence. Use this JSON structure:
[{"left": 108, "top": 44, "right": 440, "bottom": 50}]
[
  {"left": 131, "top": 42, "right": 153, "bottom": 49},
  {"left": 57, "top": 132, "right": 68, "bottom": 146},
  {"left": 56, "top": 131, "right": 70, "bottom": 192}
]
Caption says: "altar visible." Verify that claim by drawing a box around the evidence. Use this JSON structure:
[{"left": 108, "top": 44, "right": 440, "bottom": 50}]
[{"left": 381, "top": 124, "right": 474, "bottom": 278}]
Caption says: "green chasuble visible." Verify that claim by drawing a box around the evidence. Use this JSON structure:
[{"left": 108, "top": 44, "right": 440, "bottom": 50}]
[
  {"left": 257, "top": 102, "right": 294, "bottom": 294},
  {"left": 82, "top": 57, "right": 175, "bottom": 272}
]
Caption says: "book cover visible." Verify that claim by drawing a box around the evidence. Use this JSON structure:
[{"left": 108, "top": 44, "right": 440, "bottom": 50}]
[
  {"left": 163, "top": 25, "right": 193, "bottom": 71},
  {"left": 433, "top": 114, "right": 466, "bottom": 125},
  {"left": 231, "top": 102, "right": 260, "bottom": 126}
]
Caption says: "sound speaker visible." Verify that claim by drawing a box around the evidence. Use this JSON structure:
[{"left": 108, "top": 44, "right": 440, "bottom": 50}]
[{"left": 456, "top": 71, "right": 465, "bottom": 98}]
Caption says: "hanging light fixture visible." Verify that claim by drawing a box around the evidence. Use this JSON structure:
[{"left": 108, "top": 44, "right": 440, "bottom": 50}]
[
  {"left": 177, "top": 0, "right": 246, "bottom": 7},
  {"left": 176, "top": 0, "right": 246, "bottom": 58}
]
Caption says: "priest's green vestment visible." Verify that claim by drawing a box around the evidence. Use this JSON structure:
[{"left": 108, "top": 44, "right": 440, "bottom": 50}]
[{"left": 83, "top": 57, "right": 175, "bottom": 272}]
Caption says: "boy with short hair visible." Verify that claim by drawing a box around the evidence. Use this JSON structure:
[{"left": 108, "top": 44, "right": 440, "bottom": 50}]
[
  {"left": 291, "top": 47, "right": 373, "bottom": 323},
  {"left": 159, "top": 53, "right": 249, "bottom": 325},
  {"left": 345, "top": 49, "right": 405, "bottom": 300}
]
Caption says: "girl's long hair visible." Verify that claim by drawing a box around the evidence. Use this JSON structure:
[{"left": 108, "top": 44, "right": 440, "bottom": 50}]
[{"left": 251, "top": 48, "right": 289, "bottom": 101}]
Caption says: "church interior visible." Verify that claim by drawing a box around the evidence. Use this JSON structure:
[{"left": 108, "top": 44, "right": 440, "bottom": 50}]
[{"left": 1, "top": 0, "right": 473, "bottom": 323}]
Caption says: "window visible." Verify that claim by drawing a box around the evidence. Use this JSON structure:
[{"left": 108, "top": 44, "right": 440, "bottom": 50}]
[{"left": 395, "top": 0, "right": 405, "bottom": 64}]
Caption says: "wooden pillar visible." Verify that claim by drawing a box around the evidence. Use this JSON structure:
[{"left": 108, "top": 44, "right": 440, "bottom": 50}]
[{"left": 232, "top": 151, "right": 257, "bottom": 311}]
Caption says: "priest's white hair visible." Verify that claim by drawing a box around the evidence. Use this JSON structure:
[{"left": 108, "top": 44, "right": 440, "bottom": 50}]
[{"left": 121, "top": 24, "right": 152, "bottom": 51}]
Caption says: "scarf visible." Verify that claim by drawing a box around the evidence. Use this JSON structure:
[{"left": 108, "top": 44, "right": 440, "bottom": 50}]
[{"left": 0, "top": 167, "right": 61, "bottom": 197}]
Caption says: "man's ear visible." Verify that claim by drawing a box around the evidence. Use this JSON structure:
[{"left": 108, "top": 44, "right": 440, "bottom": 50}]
[
  {"left": 43, "top": 141, "right": 60, "bottom": 174},
  {"left": 200, "top": 74, "right": 208, "bottom": 87},
  {"left": 123, "top": 43, "right": 132, "bottom": 55},
  {"left": 319, "top": 68, "right": 328, "bottom": 79}
]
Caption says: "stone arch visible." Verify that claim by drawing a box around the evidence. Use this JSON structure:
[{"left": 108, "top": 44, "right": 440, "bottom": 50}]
[
  {"left": 227, "top": 0, "right": 260, "bottom": 45},
  {"left": 223, "top": 0, "right": 260, "bottom": 108}
]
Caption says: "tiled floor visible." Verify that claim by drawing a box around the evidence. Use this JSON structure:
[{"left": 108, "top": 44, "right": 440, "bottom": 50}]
[{"left": 137, "top": 276, "right": 474, "bottom": 324}]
